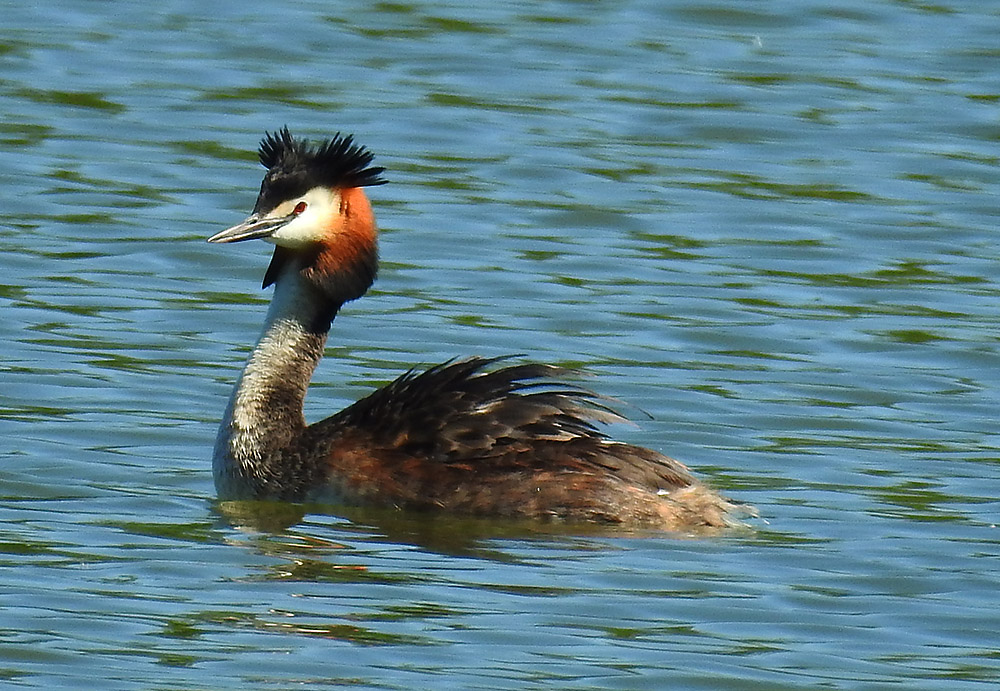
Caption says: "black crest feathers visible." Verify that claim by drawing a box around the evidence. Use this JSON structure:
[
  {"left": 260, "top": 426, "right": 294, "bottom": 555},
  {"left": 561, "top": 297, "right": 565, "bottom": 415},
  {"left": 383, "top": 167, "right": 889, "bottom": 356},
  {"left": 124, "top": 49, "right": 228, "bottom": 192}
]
[{"left": 253, "top": 127, "right": 386, "bottom": 214}]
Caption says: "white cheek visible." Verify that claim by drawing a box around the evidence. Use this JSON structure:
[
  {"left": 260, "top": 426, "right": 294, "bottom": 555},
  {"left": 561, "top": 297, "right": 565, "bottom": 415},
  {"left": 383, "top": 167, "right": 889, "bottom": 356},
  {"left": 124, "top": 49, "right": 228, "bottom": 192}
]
[
  {"left": 266, "top": 187, "right": 339, "bottom": 248},
  {"left": 268, "top": 214, "right": 325, "bottom": 248}
]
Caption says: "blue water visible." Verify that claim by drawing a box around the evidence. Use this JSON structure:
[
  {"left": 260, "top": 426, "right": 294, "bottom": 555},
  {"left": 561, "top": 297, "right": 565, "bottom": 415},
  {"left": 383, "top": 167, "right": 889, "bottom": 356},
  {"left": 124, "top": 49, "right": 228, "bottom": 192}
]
[{"left": 2, "top": 0, "right": 999, "bottom": 688}]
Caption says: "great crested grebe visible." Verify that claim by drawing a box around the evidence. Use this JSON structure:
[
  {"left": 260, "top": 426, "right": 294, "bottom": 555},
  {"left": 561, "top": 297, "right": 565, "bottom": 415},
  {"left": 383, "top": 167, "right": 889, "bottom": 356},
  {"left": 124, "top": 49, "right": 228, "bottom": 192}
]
[{"left": 208, "top": 128, "right": 742, "bottom": 530}]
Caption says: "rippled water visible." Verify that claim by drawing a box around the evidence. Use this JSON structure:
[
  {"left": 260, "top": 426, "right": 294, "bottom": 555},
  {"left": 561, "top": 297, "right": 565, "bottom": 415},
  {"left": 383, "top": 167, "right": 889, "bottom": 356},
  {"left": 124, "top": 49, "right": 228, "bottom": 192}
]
[{"left": 2, "top": 1, "right": 999, "bottom": 688}]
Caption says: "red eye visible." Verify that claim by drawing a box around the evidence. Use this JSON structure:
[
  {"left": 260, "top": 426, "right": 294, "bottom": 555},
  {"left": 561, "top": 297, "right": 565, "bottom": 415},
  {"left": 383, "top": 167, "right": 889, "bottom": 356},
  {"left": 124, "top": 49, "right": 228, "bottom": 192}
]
[{"left": 293, "top": 201, "right": 307, "bottom": 215}]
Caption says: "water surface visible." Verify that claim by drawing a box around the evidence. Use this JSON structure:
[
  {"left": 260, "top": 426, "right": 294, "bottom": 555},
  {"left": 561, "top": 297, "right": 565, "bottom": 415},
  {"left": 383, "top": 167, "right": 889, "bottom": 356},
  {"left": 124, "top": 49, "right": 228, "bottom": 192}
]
[{"left": 2, "top": 1, "right": 999, "bottom": 688}]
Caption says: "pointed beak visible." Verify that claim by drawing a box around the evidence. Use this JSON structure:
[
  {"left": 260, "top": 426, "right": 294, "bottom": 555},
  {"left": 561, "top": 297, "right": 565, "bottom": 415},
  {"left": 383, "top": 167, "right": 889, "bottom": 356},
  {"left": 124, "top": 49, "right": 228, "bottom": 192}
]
[{"left": 207, "top": 213, "right": 293, "bottom": 244}]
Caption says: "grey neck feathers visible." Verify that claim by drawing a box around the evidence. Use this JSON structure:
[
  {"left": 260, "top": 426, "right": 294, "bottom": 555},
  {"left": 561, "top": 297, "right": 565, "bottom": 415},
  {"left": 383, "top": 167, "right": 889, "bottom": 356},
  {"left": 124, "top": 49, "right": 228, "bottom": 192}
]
[{"left": 213, "top": 268, "right": 340, "bottom": 499}]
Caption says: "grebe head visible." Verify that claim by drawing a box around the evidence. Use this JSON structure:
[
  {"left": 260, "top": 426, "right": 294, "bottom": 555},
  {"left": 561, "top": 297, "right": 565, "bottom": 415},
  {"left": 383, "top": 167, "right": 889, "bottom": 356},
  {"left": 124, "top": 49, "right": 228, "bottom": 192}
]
[{"left": 208, "top": 127, "right": 386, "bottom": 303}]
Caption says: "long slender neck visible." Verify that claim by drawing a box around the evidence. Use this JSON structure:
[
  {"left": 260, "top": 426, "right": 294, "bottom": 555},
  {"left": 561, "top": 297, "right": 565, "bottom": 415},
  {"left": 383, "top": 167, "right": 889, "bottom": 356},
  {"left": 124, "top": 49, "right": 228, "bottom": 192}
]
[
  {"left": 213, "top": 263, "right": 340, "bottom": 499},
  {"left": 213, "top": 185, "right": 378, "bottom": 500}
]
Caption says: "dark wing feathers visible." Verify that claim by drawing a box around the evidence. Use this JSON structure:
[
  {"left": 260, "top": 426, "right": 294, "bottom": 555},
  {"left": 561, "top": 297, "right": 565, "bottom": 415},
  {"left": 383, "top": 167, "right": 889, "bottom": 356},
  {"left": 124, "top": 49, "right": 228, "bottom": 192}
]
[
  {"left": 310, "top": 357, "right": 695, "bottom": 488},
  {"left": 296, "top": 357, "right": 717, "bottom": 524},
  {"left": 324, "top": 356, "right": 620, "bottom": 458}
]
